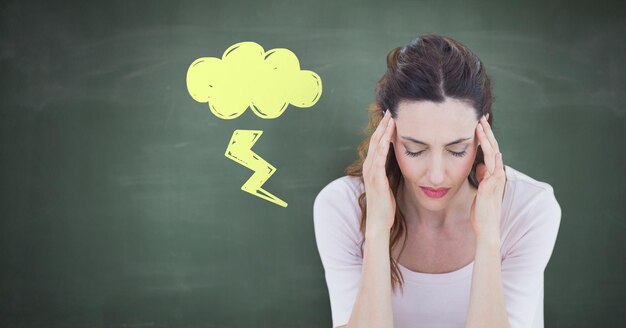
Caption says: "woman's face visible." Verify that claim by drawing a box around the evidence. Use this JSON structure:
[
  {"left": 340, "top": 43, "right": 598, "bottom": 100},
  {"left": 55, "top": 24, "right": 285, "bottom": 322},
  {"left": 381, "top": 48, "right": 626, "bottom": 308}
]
[{"left": 391, "top": 98, "right": 480, "bottom": 211}]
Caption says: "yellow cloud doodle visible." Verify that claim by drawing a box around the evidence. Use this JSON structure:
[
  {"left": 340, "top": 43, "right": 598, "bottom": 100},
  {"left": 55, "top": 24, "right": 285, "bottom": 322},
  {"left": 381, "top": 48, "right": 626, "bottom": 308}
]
[
  {"left": 186, "top": 41, "right": 323, "bottom": 207},
  {"left": 186, "top": 41, "right": 322, "bottom": 119}
]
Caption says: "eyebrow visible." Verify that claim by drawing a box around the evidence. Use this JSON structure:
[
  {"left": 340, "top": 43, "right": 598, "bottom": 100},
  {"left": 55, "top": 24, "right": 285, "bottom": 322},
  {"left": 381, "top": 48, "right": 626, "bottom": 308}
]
[{"left": 401, "top": 136, "right": 472, "bottom": 147}]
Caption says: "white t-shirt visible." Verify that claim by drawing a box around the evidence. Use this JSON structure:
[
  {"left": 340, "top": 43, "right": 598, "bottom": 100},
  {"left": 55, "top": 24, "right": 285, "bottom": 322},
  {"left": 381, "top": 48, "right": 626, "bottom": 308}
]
[{"left": 313, "top": 165, "right": 561, "bottom": 328}]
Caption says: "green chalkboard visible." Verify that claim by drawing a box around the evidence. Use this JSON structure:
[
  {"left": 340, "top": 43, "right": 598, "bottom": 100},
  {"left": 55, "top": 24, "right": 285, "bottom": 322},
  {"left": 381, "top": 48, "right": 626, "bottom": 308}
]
[{"left": 1, "top": 0, "right": 624, "bottom": 327}]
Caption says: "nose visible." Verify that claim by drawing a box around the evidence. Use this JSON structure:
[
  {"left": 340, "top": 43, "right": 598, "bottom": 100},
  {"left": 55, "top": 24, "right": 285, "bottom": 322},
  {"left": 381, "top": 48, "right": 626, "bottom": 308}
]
[{"left": 428, "top": 153, "right": 445, "bottom": 186}]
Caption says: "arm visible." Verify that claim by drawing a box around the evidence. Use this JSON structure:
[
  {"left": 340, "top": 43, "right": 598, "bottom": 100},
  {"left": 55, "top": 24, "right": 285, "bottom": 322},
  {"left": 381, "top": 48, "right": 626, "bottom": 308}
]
[
  {"left": 466, "top": 120, "right": 510, "bottom": 327},
  {"left": 313, "top": 180, "right": 392, "bottom": 328},
  {"left": 499, "top": 188, "right": 561, "bottom": 327},
  {"left": 466, "top": 234, "right": 510, "bottom": 328},
  {"left": 346, "top": 229, "right": 393, "bottom": 328},
  {"left": 467, "top": 187, "right": 561, "bottom": 328}
]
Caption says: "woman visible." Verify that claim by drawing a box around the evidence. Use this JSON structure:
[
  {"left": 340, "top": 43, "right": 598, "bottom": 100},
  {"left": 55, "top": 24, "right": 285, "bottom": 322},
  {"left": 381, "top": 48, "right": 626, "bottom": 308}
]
[{"left": 313, "top": 35, "right": 561, "bottom": 328}]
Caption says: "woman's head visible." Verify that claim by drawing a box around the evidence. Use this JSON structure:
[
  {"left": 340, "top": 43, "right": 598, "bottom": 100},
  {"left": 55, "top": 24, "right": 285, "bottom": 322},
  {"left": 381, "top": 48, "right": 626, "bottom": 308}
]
[
  {"left": 345, "top": 34, "right": 494, "bottom": 294},
  {"left": 379, "top": 34, "right": 493, "bottom": 190}
]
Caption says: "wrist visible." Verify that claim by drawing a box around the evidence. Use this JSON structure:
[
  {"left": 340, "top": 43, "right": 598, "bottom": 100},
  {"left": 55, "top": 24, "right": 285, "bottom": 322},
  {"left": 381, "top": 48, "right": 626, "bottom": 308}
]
[
  {"left": 365, "top": 227, "right": 391, "bottom": 241},
  {"left": 476, "top": 231, "right": 501, "bottom": 248}
]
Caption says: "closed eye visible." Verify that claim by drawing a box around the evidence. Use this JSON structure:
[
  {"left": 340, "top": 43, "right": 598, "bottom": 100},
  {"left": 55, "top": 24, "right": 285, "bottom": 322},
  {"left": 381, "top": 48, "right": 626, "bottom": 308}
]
[{"left": 404, "top": 149, "right": 467, "bottom": 158}]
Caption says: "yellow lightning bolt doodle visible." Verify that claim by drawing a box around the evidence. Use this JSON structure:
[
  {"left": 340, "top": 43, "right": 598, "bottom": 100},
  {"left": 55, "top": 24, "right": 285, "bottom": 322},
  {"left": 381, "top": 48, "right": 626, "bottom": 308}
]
[
  {"left": 225, "top": 130, "right": 287, "bottom": 208},
  {"left": 186, "top": 41, "right": 322, "bottom": 206}
]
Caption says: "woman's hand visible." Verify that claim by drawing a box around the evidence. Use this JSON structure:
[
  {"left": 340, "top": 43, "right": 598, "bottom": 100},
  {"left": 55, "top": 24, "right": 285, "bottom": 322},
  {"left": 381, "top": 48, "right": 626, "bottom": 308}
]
[
  {"left": 362, "top": 110, "right": 396, "bottom": 237},
  {"left": 469, "top": 114, "right": 507, "bottom": 240}
]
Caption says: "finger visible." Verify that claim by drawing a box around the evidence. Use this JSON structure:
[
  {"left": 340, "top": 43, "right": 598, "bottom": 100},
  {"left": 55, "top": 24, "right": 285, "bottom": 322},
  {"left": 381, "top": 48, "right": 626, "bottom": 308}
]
[
  {"left": 495, "top": 151, "right": 505, "bottom": 177},
  {"left": 375, "top": 110, "right": 392, "bottom": 138},
  {"left": 368, "top": 110, "right": 391, "bottom": 154},
  {"left": 496, "top": 152, "right": 506, "bottom": 198},
  {"left": 365, "top": 110, "right": 391, "bottom": 168},
  {"left": 374, "top": 114, "right": 395, "bottom": 172},
  {"left": 480, "top": 115, "right": 498, "bottom": 151},
  {"left": 480, "top": 115, "right": 499, "bottom": 153},
  {"left": 477, "top": 122, "right": 495, "bottom": 174}
]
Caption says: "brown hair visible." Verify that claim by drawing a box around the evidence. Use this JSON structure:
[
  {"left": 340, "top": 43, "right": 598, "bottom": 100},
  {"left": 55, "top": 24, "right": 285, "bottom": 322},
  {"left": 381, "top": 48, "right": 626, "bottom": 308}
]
[{"left": 344, "top": 34, "right": 494, "bottom": 294}]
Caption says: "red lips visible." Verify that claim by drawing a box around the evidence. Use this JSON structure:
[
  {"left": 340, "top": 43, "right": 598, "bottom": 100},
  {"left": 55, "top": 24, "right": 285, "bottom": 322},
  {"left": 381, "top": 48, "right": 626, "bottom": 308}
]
[
  {"left": 420, "top": 187, "right": 450, "bottom": 199},
  {"left": 421, "top": 187, "right": 449, "bottom": 192}
]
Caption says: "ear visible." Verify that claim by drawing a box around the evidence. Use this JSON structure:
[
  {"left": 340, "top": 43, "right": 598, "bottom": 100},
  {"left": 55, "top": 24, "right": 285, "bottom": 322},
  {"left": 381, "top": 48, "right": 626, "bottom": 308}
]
[
  {"left": 476, "top": 163, "right": 487, "bottom": 183},
  {"left": 486, "top": 113, "right": 490, "bottom": 121}
]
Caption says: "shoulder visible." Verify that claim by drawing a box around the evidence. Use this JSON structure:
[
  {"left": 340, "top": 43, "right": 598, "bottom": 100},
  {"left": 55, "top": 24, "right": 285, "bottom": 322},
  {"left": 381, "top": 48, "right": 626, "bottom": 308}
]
[
  {"left": 313, "top": 175, "right": 365, "bottom": 242},
  {"left": 503, "top": 165, "right": 561, "bottom": 216},
  {"left": 501, "top": 165, "right": 562, "bottom": 255},
  {"left": 314, "top": 175, "right": 364, "bottom": 208},
  {"left": 504, "top": 165, "right": 557, "bottom": 200}
]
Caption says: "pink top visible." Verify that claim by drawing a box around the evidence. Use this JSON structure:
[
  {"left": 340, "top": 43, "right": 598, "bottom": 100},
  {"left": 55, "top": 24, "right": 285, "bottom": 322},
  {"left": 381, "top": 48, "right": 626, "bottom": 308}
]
[{"left": 313, "top": 165, "right": 561, "bottom": 328}]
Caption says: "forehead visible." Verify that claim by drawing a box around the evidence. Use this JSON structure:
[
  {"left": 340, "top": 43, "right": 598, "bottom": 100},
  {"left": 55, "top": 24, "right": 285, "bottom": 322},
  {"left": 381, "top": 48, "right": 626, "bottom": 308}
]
[{"left": 395, "top": 98, "right": 477, "bottom": 131}]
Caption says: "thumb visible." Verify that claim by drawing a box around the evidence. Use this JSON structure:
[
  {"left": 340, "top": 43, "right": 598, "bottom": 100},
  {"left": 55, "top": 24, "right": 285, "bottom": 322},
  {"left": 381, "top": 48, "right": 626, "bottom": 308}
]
[{"left": 469, "top": 194, "right": 477, "bottom": 223}]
